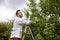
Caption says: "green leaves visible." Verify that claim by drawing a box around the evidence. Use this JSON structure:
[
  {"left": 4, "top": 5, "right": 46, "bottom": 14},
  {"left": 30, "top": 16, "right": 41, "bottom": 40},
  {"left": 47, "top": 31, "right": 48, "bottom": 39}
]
[
  {"left": 0, "top": 21, "right": 13, "bottom": 40},
  {"left": 23, "top": 0, "right": 60, "bottom": 40}
]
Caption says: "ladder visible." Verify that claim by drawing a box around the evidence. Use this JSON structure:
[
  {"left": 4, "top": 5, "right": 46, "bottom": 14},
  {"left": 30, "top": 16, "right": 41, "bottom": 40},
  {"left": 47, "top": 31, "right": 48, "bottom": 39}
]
[{"left": 22, "top": 25, "right": 34, "bottom": 40}]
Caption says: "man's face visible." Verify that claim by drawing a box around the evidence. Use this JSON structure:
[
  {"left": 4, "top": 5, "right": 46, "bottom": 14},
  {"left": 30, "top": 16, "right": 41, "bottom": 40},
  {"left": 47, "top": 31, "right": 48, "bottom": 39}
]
[{"left": 17, "top": 11, "right": 23, "bottom": 18}]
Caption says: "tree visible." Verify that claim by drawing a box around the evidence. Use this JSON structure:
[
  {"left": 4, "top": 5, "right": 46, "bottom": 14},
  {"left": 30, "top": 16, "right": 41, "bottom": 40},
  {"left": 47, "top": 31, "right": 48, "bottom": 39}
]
[
  {"left": 0, "top": 20, "right": 13, "bottom": 40},
  {"left": 23, "top": 0, "right": 60, "bottom": 40}
]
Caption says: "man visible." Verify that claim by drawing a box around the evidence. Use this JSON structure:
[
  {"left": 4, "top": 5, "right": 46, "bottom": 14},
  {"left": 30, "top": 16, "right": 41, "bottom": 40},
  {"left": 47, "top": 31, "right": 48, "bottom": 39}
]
[{"left": 10, "top": 10, "right": 31, "bottom": 40}]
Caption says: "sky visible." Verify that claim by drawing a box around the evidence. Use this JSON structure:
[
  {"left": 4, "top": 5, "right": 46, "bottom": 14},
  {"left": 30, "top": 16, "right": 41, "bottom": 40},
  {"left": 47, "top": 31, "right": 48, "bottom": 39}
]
[{"left": 0, "top": 0, "right": 27, "bottom": 22}]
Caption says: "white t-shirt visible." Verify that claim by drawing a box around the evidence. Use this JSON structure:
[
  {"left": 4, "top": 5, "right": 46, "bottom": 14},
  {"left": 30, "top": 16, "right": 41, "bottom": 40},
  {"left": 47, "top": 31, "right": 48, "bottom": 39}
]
[{"left": 10, "top": 16, "right": 31, "bottom": 38}]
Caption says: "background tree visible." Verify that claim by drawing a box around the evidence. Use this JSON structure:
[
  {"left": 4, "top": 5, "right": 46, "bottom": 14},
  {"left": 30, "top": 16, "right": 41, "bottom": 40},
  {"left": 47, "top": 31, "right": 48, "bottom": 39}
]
[
  {"left": 23, "top": 0, "right": 60, "bottom": 40},
  {"left": 0, "top": 20, "right": 13, "bottom": 40}
]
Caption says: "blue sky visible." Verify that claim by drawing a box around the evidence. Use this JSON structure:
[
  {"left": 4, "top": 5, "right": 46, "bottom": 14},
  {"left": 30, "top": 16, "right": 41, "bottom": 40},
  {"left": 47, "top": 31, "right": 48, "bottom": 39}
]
[{"left": 0, "top": 0, "right": 27, "bottom": 22}]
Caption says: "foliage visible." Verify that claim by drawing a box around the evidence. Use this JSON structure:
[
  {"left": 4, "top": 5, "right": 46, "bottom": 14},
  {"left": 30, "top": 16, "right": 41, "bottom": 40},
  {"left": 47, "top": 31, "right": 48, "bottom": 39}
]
[
  {"left": 0, "top": 20, "right": 13, "bottom": 40},
  {"left": 23, "top": 0, "right": 60, "bottom": 40}
]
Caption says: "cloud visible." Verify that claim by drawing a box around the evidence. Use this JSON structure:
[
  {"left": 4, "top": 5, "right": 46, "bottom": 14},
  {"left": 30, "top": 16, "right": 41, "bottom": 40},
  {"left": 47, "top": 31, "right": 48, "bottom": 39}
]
[
  {"left": 0, "top": 0, "right": 26, "bottom": 10},
  {"left": 0, "top": 0, "right": 4, "bottom": 3},
  {"left": 0, "top": 0, "right": 27, "bottom": 22},
  {"left": 8, "top": 0, "right": 26, "bottom": 9},
  {"left": 9, "top": 0, "right": 25, "bottom": 5},
  {"left": 0, "top": 6, "right": 15, "bottom": 22},
  {"left": 0, "top": 0, "right": 5, "bottom": 5}
]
